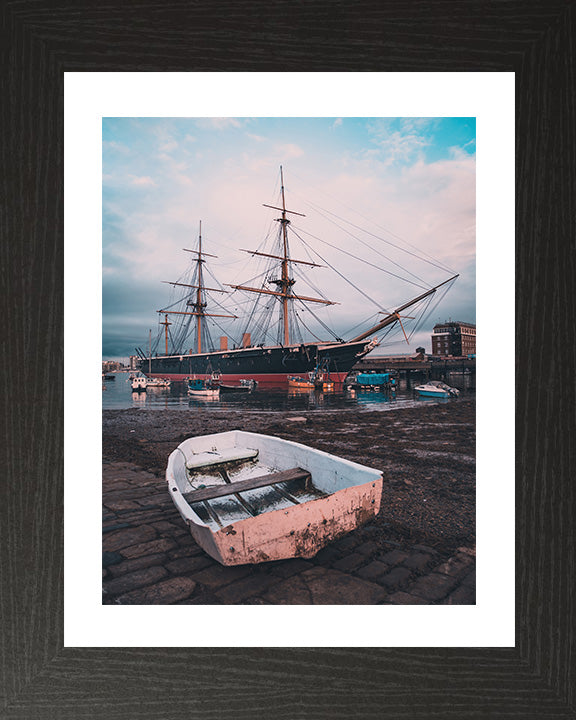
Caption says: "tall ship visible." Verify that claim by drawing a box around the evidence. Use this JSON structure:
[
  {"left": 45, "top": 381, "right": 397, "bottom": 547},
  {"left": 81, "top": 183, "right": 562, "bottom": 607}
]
[{"left": 136, "top": 168, "right": 458, "bottom": 386}]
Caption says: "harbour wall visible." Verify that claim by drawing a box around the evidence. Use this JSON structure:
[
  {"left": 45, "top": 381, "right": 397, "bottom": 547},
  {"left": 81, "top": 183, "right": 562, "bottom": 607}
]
[{"left": 352, "top": 355, "right": 476, "bottom": 390}]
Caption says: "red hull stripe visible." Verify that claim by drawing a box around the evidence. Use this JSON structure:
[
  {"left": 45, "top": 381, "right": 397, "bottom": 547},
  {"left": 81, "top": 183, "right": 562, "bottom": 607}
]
[{"left": 147, "top": 372, "right": 348, "bottom": 384}]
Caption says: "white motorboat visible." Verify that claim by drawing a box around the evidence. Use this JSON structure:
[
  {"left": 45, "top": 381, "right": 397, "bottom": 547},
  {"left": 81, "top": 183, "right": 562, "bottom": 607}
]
[
  {"left": 130, "top": 374, "right": 171, "bottom": 391},
  {"left": 414, "top": 381, "right": 459, "bottom": 398}
]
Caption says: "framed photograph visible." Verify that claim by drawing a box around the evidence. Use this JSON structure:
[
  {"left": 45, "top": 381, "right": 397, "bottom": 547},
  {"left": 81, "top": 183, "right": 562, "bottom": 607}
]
[
  {"left": 2, "top": 4, "right": 573, "bottom": 717},
  {"left": 70, "top": 74, "right": 504, "bottom": 648},
  {"left": 97, "top": 110, "right": 480, "bottom": 613}
]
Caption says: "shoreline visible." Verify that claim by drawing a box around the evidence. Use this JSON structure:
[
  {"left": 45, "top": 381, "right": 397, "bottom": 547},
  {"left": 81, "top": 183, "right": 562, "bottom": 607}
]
[{"left": 103, "top": 397, "right": 475, "bottom": 604}]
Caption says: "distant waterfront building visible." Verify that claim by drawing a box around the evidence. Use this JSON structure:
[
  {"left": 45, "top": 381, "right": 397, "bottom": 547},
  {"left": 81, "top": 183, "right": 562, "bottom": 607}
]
[
  {"left": 129, "top": 355, "right": 141, "bottom": 371},
  {"left": 102, "top": 360, "right": 125, "bottom": 372},
  {"left": 431, "top": 321, "right": 476, "bottom": 357}
]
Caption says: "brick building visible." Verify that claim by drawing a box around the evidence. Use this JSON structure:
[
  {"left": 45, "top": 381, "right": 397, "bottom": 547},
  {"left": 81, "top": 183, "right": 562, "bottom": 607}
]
[{"left": 431, "top": 321, "right": 476, "bottom": 357}]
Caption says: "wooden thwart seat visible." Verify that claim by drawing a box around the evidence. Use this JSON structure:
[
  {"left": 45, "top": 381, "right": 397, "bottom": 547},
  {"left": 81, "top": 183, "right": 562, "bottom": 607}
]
[{"left": 186, "top": 467, "right": 311, "bottom": 504}]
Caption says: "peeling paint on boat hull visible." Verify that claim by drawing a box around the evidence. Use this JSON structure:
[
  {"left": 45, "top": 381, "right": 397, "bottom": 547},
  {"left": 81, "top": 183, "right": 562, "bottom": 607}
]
[{"left": 184, "top": 478, "right": 382, "bottom": 566}]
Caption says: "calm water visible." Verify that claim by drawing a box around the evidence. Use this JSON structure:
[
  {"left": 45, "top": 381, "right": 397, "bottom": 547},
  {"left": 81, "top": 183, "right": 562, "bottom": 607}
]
[{"left": 102, "top": 372, "right": 472, "bottom": 412}]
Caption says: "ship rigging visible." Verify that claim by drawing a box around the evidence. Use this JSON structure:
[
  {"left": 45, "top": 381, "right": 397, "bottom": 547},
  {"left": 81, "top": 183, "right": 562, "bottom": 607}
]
[{"left": 137, "top": 167, "right": 458, "bottom": 385}]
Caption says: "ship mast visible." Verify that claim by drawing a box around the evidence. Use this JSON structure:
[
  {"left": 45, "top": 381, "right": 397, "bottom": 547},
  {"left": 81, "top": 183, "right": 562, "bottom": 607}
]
[
  {"left": 227, "top": 166, "right": 336, "bottom": 346},
  {"left": 279, "top": 167, "right": 291, "bottom": 345},
  {"left": 158, "top": 223, "right": 236, "bottom": 354},
  {"left": 160, "top": 314, "right": 171, "bottom": 355},
  {"left": 195, "top": 221, "right": 205, "bottom": 353}
]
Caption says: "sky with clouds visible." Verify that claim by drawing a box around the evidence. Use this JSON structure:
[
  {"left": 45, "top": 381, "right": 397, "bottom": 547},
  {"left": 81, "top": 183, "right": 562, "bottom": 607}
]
[{"left": 102, "top": 116, "right": 475, "bottom": 360}]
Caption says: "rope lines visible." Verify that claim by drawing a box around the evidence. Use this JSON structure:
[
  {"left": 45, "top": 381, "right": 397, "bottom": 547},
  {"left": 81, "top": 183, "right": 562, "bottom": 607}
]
[{"left": 147, "top": 172, "right": 458, "bottom": 354}]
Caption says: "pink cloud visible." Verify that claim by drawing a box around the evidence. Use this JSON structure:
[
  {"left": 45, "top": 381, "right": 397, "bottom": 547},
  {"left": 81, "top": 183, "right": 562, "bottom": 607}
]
[{"left": 129, "top": 175, "right": 157, "bottom": 187}]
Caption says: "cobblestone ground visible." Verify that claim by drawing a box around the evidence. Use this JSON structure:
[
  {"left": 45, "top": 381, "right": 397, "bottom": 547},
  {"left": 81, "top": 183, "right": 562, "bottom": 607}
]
[{"left": 103, "top": 460, "right": 475, "bottom": 605}]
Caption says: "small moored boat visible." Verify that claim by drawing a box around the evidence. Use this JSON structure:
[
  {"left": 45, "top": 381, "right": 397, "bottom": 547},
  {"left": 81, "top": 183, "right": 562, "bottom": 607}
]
[
  {"left": 130, "top": 374, "right": 171, "bottom": 391},
  {"left": 414, "top": 381, "right": 459, "bottom": 398},
  {"left": 146, "top": 377, "right": 171, "bottom": 388},
  {"left": 312, "top": 368, "right": 334, "bottom": 391},
  {"left": 187, "top": 377, "right": 220, "bottom": 397},
  {"left": 218, "top": 378, "right": 257, "bottom": 393},
  {"left": 287, "top": 376, "right": 315, "bottom": 390},
  {"left": 239, "top": 378, "right": 257, "bottom": 389},
  {"left": 130, "top": 376, "right": 148, "bottom": 392},
  {"left": 166, "top": 430, "right": 383, "bottom": 565},
  {"left": 353, "top": 372, "right": 396, "bottom": 391},
  {"left": 218, "top": 384, "right": 249, "bottom": 393},
  {"left": 131, "top": 332, "right": 172, "bottom": 390}
]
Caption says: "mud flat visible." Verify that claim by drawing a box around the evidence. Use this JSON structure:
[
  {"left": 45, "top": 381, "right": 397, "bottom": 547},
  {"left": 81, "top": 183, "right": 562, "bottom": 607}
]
[{"left": 103, "top": 397, "right": 475, "bottom": 605}]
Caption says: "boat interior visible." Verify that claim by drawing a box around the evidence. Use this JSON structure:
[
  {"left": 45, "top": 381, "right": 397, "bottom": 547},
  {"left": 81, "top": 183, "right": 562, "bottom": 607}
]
[
  {"left": 167, "top": 431, "right": 379, "bottom": 533},
  {"left": 169, "top": 442, "right": 323, "bottom": 531}
]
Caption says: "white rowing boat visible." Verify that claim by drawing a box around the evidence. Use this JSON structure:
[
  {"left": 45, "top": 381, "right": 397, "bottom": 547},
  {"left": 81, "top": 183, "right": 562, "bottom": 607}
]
[{"left": 166, "top": 430, "right": 383, "bottom": 565}]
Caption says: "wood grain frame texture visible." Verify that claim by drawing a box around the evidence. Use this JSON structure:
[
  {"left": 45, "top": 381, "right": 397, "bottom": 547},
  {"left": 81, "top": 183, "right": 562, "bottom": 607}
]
[{"left": 1, "top": 0, "right": 574, "bottom": 718}]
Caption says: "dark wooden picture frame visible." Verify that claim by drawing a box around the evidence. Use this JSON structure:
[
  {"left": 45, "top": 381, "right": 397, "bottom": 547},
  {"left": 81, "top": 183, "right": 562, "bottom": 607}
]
[{"left": 2, "top": 2, "right": 574, "bottom": 717}]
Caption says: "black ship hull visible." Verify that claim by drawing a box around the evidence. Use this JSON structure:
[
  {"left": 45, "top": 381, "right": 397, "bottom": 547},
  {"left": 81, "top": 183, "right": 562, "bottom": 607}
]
[{"left": 144, "top": 339, "right": 375, "bottom": 386}]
